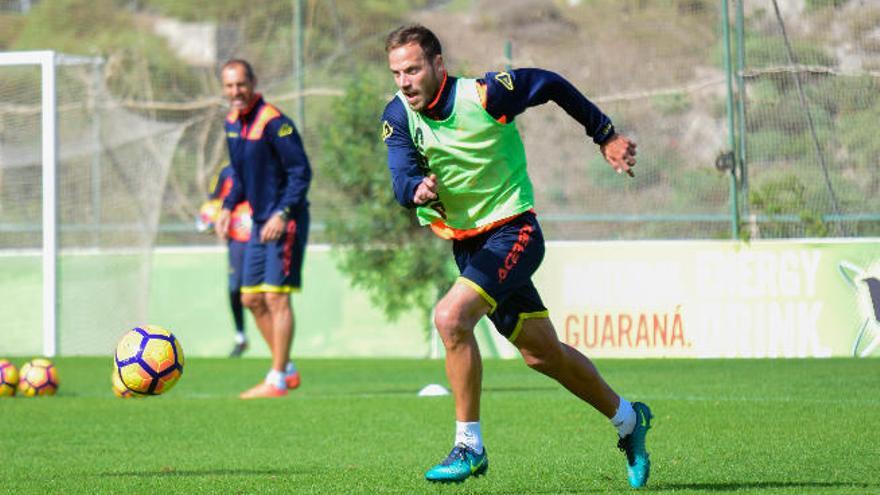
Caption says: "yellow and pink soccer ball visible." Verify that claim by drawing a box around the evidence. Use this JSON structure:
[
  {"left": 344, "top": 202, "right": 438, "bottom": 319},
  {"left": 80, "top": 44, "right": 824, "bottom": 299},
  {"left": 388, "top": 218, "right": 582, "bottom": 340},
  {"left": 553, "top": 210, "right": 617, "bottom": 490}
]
[
  {"left": 18, "top": 358, "right": 59, "bottom": 397},
  {"left": 114, "top": 325, "right": 184, "bottom": 396},
  {"left": 196, "top": 199, "right": 222, "bottom": 232},
  {"left": 0, "top": 359, "right": 19, "bottom": 397},
  {"left": 229, "top": 202, "right": 253, "bottom": 240},
  {"left": 111, "top": 369, "right": 143, "bottom": 399}
]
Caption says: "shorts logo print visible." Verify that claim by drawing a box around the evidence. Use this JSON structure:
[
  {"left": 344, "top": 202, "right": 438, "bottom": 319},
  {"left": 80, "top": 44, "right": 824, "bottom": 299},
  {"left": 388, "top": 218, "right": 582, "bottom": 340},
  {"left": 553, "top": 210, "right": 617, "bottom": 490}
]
[
  {"left": 497, "top": 222, "right": 534, "bottom": 283},
  {"left": 282, "top": 220, "right": 297, "bottom": 276}
]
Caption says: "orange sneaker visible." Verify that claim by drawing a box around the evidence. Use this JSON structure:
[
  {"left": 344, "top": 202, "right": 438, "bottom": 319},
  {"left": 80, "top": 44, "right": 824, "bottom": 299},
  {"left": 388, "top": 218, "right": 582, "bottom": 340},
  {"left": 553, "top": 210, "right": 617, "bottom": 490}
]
[
  {"left": 239, "top": 382, "right": 288, "bottom": 399},
  {"left": 285, "top": 370, "right": 301, "bottom": 390}
]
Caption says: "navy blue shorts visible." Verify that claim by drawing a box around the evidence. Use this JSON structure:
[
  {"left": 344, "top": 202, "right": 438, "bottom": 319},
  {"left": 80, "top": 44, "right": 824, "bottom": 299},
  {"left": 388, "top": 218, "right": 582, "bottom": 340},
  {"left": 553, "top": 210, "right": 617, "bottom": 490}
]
[
  {"left": 242, "top": 209, "right": 309, "bottom": 293},
  {"left": 453, "top": 211, "right": 548, "bottom": 340},
  {"left": 227, "top": 239, "right": 247, "bottom": 292}
]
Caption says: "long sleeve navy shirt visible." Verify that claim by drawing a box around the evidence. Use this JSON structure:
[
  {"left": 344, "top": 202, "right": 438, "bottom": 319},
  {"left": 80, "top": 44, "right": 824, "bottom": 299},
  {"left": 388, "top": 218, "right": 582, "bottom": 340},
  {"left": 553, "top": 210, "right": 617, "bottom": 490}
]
[
  {"left": 223, "top": 96, "right": 311, "bottom": 222},
  {"left": 381, "top": 68, "right": 615, "bottom": 208}
]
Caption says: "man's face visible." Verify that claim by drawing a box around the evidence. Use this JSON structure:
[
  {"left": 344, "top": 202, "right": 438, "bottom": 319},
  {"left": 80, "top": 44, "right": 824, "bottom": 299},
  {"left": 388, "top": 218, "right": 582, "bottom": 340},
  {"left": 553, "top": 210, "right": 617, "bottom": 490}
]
[
  {"left": 221, "top": 64, "right": 256, "bottom": 111},
  {"left": 388, "top": 42, "right": 444, "bottom": 112}
]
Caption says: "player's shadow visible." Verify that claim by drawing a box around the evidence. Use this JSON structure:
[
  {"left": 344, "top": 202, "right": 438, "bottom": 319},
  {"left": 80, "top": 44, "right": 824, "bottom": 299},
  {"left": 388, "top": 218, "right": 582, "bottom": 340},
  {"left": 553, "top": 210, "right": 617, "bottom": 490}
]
[
  {"left": 101, "top": 468, "right": 298, "bottom": 477},
  {"left": 483, "top": 385, "right": 559, "bottom": 393},
  {"left": 657, "top": 481, "right": 876, "bottom": 491},
  {"left": 326, "top": 384, "right": 558, "bottom": 397}
]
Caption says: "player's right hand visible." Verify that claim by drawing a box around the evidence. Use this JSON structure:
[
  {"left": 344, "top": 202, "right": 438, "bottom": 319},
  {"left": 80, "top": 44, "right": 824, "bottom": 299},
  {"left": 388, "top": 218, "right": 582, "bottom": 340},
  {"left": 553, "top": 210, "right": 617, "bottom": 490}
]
[
  {"left": 214, "top": 209, "right": 232, "bottom": 240},
  {"left": 413, "top": 173, "right": 439, "bottom": 205}
]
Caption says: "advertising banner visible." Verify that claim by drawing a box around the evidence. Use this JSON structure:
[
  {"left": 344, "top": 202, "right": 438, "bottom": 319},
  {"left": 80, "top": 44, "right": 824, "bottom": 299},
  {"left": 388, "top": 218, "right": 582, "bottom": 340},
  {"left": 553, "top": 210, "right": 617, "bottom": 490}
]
[
  {"left": 4, "top": 240, "right": 878, "bottom": 358},
  {"left": 535, "top": 240, "right": 880, "bottom": 358}
]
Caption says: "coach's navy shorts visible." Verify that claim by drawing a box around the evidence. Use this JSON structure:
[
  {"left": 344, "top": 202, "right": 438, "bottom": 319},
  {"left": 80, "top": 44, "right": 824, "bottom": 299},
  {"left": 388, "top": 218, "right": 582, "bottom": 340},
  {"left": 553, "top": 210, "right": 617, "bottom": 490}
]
[
  {"left": 227, "top": 239, "right": 247, "bottom": 292},
  {"left": 453, "top": 211, "right": 548, "bottom": 341},
  {"left": 242, "top": 208, "right": 309, "bottom": 293}
]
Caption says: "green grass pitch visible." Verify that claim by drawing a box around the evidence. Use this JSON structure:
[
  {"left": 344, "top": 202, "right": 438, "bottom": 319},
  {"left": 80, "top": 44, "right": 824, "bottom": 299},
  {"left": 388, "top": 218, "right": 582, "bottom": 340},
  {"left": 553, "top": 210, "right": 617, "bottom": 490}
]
[{"left": 1, "top": 358, "right": 877, "bottom": 494}]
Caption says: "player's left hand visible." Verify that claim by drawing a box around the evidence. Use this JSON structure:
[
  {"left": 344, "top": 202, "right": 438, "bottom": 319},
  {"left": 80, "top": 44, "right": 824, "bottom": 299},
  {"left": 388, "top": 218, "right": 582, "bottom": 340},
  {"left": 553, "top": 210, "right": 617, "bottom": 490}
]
[
  {"left": 600, "top": 134, "right": 637, "bottom": 177},
  {"left": 261, "top": 213, "right": 285, "bottom": 243}
]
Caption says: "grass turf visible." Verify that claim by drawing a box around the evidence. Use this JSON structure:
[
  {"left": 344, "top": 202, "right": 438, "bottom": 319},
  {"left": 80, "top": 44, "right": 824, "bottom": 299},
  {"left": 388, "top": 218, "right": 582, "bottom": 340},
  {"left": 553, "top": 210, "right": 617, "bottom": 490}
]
[{"left": 0, "top": 357, "right": 878, "bottom": 494}]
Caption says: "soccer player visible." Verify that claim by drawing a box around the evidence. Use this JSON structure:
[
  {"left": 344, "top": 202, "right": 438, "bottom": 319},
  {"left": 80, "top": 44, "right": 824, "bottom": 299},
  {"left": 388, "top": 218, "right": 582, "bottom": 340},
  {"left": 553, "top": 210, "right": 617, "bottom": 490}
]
[
  {"left": 215, "top": 59, "right": 312, "bottom": 399},
  {"left": 381, "top": 25, "right": 653, "bottom": 487},
  {"left": 207, "top": 163, "right": 252, "bottom": 357}
]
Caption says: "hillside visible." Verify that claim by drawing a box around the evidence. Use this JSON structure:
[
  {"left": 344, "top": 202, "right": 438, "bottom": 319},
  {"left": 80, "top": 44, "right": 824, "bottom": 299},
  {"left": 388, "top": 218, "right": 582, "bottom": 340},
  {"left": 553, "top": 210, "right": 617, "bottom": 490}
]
[{"left": 0, "top": 0, "right": 878, "bottom": 244}]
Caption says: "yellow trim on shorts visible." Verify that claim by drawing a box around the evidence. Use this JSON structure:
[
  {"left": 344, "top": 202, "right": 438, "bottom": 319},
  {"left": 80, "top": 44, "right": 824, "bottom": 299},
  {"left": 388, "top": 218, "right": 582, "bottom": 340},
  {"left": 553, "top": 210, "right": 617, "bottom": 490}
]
[
  {"left": 508, "top": 310, "right": 550, "bottom": 343},
  {"left": 456, "top": 276, "right": 497, "bottom": 314},
  {"left": 241, "top": 284, "right": 301, "bottom": 294}
]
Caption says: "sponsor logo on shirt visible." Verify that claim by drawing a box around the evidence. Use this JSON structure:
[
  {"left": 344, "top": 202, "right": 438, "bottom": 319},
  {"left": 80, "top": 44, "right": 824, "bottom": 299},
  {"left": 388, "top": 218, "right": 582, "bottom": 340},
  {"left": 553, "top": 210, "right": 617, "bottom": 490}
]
[
  {"left": 277, "top": 123, "right": 294, "bottom": 137},
  {"left": 494, "top": 72, "right": 514, "bottom": 91},
  {"left": 382, "top": 120, "right": 393, "bottom": 141}
]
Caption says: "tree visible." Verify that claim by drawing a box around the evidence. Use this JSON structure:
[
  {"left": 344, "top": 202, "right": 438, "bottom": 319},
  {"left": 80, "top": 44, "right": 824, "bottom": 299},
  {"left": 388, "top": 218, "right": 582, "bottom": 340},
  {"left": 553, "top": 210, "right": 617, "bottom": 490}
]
[
  {"left": 318, "top": 71, "right": 455, "bottom": 335},
  {"left": 750, "top": 174, "right": 829, "bottom": 238}
]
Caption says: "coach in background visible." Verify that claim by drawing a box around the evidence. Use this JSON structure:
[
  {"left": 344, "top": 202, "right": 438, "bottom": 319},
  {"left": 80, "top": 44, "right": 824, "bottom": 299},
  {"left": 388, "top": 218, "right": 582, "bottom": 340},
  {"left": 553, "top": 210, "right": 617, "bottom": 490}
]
[
  {"left": 215, "top": 59, "right": 312, "bottom": 399},
  {"left": 381, "top": 25, "right": 653, "bottom": 487}
]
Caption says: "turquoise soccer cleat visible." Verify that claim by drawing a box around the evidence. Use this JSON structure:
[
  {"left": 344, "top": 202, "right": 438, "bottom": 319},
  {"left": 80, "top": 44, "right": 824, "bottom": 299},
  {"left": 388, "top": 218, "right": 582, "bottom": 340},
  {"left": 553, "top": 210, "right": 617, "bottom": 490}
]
[
  {"left": 424, "top": 443, "right": 488, "bottom": 483},
  {"left": 617, "top": 402, "right": 653, "bottom": 489}
]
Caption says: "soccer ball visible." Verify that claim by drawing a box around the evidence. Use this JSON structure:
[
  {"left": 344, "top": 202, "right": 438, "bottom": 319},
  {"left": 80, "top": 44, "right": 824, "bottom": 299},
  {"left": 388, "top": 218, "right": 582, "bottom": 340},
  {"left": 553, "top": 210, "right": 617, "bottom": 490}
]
[
  {"left": 229, "top": 202, "right": 253, "bottom": 240},
  {"left": 18, "top": 358, "right": 59, "bottom": 397},
  {"left": 0, "top": 359, "right": 19, "bottom": 397},
  {"left": 115, "top": 325, "right": 184, "bottom": 395},
  {"left": 196, "top": 199, "right": 221, "bottom": 232},
  {"left": 111, "top": 369, "right": 143, "bottom": 399}
]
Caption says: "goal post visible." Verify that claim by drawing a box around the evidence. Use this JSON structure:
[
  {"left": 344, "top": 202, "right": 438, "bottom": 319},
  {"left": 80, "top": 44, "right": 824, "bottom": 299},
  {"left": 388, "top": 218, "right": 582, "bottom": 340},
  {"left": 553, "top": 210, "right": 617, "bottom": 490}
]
[
  {"left": 0, "top": 50, "right": 58, "bottom": 357},
  {"left": 0, "top": 50, "right": 185, "bottom": 358}
]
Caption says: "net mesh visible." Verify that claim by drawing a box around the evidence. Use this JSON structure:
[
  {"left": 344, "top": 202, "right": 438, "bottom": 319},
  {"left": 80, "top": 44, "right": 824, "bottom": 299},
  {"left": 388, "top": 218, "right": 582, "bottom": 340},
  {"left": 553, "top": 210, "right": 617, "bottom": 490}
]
[
  {"left": 0, "top": 62, "right": 42, "bottom": 356},
  {"left": 0, "top": 1, "right": 876, "bottom": 245},
  {"left": 741, "top": 0, "right": 880, "bottom": 238},
  {"left": 0, "top": 56, "right": 183, "bottom": 355}
]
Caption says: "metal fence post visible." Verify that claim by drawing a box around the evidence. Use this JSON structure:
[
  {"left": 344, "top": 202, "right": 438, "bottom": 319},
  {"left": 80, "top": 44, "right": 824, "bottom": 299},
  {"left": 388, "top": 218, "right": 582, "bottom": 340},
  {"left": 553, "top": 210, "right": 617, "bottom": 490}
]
[{"left": 722, "top": 0, "right": 740, "bottom": 239}]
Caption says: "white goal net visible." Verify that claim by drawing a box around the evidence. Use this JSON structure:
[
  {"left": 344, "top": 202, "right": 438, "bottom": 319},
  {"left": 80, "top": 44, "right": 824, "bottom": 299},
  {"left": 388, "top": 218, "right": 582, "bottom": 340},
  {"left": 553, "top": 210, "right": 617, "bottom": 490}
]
[{"left": 0, "top": 51, "right": 184, "bottom": 356}]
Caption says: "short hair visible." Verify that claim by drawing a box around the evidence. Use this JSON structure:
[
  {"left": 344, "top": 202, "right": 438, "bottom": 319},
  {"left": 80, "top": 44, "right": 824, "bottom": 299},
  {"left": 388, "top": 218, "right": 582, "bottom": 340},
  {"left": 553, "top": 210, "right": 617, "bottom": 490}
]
[
  {"left": 221, "top": 59, "right": 256, "bottom": 84},
  {"left": 385, "top": 24, "right": 442, "bottom": 60}
]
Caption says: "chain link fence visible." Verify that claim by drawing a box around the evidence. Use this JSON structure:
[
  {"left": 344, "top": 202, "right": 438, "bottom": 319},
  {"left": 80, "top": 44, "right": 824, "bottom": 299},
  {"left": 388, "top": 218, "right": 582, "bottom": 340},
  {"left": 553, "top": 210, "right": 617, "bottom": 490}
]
[
  {"left": 1, "top": 0, "right": 878, "bottom": 246},
  {"left": 740, "top": 0, "right": 880, "bottom": 238}
]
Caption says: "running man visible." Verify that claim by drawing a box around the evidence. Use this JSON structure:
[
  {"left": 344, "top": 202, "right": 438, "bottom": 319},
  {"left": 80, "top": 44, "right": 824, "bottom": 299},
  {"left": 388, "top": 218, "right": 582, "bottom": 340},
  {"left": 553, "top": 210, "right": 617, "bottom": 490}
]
[
  {"left": 215, "top": 59, "right": 312, "bottom": 399},
  {"left": 381, "top": 25, "right": 653, "bottom": 487}
]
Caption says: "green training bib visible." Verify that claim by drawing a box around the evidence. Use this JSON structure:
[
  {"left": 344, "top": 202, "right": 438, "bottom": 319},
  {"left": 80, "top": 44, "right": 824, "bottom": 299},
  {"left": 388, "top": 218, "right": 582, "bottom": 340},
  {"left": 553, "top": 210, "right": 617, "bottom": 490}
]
[{"left": 399, "top": 78, "right": 534, "bottom": 231}]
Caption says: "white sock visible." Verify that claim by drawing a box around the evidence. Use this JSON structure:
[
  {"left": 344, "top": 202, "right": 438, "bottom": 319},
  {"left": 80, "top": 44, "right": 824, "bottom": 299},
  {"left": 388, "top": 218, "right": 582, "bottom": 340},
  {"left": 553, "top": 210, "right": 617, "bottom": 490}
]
[
  {"left": 611, "top": 397, "right": 636, "bottom": 438},
  {"left": 234, "top": 333, "right": 246, "bottom": 344},
  {"left": 265, "top": 369, "right": 286, "bottom": 389},
  {"left": 455, "top": 421, "right": 484, "bottom": 454},
  {"left": 285, "top": 361, "right": 297, "bottom": 376}
]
